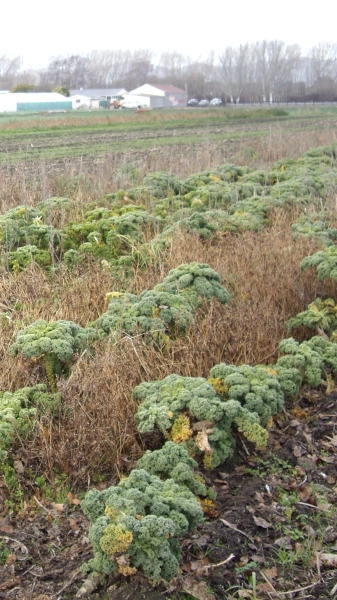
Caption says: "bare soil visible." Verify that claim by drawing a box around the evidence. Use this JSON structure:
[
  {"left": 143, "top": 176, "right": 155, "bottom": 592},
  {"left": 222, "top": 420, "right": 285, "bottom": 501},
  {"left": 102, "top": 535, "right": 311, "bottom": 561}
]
[
  {"left": 1, "top": 390, "right": 336, "bottom": 600},
  {"left": 0, "top": 114, "right": 336, "bottom": 166}
]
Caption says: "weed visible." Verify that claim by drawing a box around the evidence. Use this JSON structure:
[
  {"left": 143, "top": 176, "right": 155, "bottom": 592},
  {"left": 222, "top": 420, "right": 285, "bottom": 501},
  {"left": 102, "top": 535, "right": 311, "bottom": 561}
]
[
  {"left": 235, "top": 561, "right": 259, "bottom": 574},
  {"left": 2, "top": 465, "right": 24, "bottom": 512},
  {"left": 273, "top": 543, "right": 313, "bottom": 571},
  {"left": 275, "top": 523, "right": 305, "bottom": 541},
  {"left": 34, "top": 472, "right": 71, "bottom": 503},
  {"left": 0, "top": 541, "right": 10, "bottom": 565},
  {"left": 245, "top": 453, "right": 298, "bottom": 479}
]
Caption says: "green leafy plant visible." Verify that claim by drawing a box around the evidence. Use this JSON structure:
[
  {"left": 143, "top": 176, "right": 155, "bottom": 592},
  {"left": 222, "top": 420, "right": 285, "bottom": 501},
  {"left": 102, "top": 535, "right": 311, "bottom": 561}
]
[
  {"left": 273, "top": 336, "right": 337, "bottom": 393},
  {"left": 81, "top": 468, "right": 203, "bottom": 581},
  {"left": 301, "top": 245, "right": 337, "bottom": 282},
  {"left": 0, "top": 540, "right": 10, "bottom": 565},
  {"left": 89, "top": 263, "right": 230, "bottom": 343},
  {"left": 153, "top": 262, "right": 230, "bottom": 307},
  {"left": 208, "top": 363, "right": 284, "bottom": 426},
  {"left": 52, "top": 86, "right": 70, "bottom": 97},
  {"left": 3, "top": 245, "right": 52, "bottom": 271},
  {"left": 10, "top": 320, "right": 86, "bottom": 392},
  {"left": 133, "top": 368, "right": 280, "bottom": 469},
  {"left": 0, "top": 385, "right": 58, "bottom": 460},
  {"left": 286, "top": 298, "right": 337, "bottom": 337},
  {"left": 291, "top": 213, "right": 337, "bottom": 247},
  {"left": 137, "top": 441, "right": 211, "bottom": 497},
  {"left": 0, "top": 205, "right": 62, "bottom": 256}
]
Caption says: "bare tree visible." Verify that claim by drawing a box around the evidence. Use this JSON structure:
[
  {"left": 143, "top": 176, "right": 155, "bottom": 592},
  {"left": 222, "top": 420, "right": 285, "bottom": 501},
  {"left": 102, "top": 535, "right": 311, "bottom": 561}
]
[
  {"left": 219, "top": 44, "right": 250, "bottom": 103},
  {"left": 0, "top": 54, "right": 22, "bottom": 90},
  {"left": 157, "top": 51, "right": 187, "bottom": 89},
  {"left": 254, "top": 40, "right": 301, "bottom": 101},
  {"left": 40, "top": 55, "right": 88, "bottom": 90},
  {"left": 123, "top": 49, "right": 155, "bottom": 90},
  {"left": 19, "top": 41, "right": 337, "bottom": 101},
  {"left": 87, "top": 49, "right": 132, "bottom": 88},
  {"left": 185, "top": 51, "right": 217, "bottom": 98},
  {"left": 309, "top": 42, "right": 337, "bottom": 81}
]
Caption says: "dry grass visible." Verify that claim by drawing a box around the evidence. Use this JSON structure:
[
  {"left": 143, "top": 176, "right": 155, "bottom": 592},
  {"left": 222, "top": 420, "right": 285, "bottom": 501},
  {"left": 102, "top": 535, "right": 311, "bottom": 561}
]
[
  {"left": 0, "top": 109, "right": 214, "bottom": 132},
  {"left": 1, "top": 117, "right": 337, "bottom": 489},
  {"left": 0, "top": 113, "right": 336, "bottom": 212},
  {"left": 0, "top": 107, "right": 287, "bottom": 132},
  {"left": 5, "top": 202, "right": 335, "bottom": 487}
]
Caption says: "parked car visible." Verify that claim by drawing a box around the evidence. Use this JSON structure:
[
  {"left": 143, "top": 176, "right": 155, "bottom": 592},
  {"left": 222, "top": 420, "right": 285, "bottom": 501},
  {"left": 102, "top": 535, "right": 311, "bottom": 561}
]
[
  {"left": 121, "top": 101, "right": 141, "bottom": 109},
  {"left": 187, "top": 98, "right": 199, "bottom": 106},
  {"left": 198, "top": 99, "right": 210, "bottom": 107},
  {"left": 210, "top": 98, "right": 223, "bottom": 106}
]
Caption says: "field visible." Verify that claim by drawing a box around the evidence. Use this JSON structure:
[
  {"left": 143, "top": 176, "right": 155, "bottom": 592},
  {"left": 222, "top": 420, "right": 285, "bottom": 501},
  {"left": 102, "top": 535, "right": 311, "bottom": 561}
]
[{"left": 0, "top": 106, "right": 337, "bottom": 600}]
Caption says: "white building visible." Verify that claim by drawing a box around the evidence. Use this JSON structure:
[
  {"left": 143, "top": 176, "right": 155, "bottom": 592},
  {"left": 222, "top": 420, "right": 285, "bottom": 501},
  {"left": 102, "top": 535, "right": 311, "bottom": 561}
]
[
  {"left": 69, "top": 94, "right": 91, "bottom": 109},
  {"left": 0, "top": 92, "right": 72, "bottom": 112},
  {"left": 128, "top": 84, "right": 187, "bottom": 108},
  {"left": 69, "top": 88, "right": 127, "bottom": 109}
]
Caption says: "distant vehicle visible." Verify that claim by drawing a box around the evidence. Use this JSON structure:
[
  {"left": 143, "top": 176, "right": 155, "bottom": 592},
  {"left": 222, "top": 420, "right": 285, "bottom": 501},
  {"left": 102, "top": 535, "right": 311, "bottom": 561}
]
[
  {"left": 110, "top": 99, "right": 124, "bottom": 109},
  {"left": 99, "top": 99, "right": 111, "bottom": 109},
  {"left": 121, "top": 101, "right": 141, "bottom": 109},
  {"left": 198, "top": 99, "right": 210, "bottom": 107},
  {"left": 210, "top": 98, "right": 223, "bottom": 106},
  {"left": 187, "top": 98, "right": 199, "bottom": 106}
]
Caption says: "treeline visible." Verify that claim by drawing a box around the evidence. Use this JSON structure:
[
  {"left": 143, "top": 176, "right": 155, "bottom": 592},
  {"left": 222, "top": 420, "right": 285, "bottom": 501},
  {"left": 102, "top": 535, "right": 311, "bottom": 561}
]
[{"left": 1, "top": 41, "right": 337, "bottom": 102}]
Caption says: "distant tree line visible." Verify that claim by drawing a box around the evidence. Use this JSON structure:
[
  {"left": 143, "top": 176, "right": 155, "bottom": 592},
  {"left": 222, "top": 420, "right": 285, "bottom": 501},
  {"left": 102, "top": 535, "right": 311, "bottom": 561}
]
[{"left": 1, "top": 41, "right": 337, "bottom": 102}]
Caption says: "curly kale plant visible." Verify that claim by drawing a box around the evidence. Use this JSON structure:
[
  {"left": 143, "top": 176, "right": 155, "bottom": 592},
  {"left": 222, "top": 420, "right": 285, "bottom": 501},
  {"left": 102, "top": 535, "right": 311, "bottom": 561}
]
[
  {"left": 63, "top": 208, "right": 161, "bottom": 262},
  {"left": 0, "top": 206, "right": 45, "bottom": 251},
  {"left": 0, "top": 205, "right": 63, "bottom": 262},
  {"left": 269, "top": 365, "right": 303, "bottom": 399},
  {"left": 89, "top": 264, "right": 229, "bottom": 343},
  {"left": 286, "top": 298, "right": 337, "bottom": 338},
  {"left": 2, "top": 245, "right": 52, "bottom": 271},
  {"left": 301, "top": 246, "right": 337, "bottom": 282},
  {"left": 91, "top": 289, "right": 195, "bottom": 340},
  {"left": 10, "top": 320, "right": 86, "bottom": 392},
  {"left": 258, "top": 334, "right": 337, "bottom": 399},
  {"left": 274, "top": 335, "right": 337, "bottom": 395},
  {"left": 180, "top": 213, "right": 218, "bottom": 239},
  {"left": 228, "top": 198, "right": 271, "bottom": 218},
  {"left": 81, "top": 468, "right": 203, "bottom": 581},
  {"left": 175, "top": 209, "right": 265, "bottom": 240},
  {"left": 208, "top": 363, "right": 284, "bottom": 427},
  {"left": 217, "top": 210, "right": 264, "bottom": 234},
  {"left": 137, "top": 441, "right": 210, "bottom": 497},
  {"left": 0, "top": 385, "right": 59, "bottom": 460},
  {"left": 142, "top": 172, "right": 185, "bottom": 197},
  {"left": 182, "top": 182, "right": 232, "bottom": 210},
  {"left": 306, "top": 336, "right": 337, "bottom": 376},
  {"left": 133, "top": 371, "right": 276, "bottom": 468},
  {"left": 291, "top": 213, "right": 337, "bottom": 247},
  {"left": 36, "top": 196, "right": 77, "bottom": 230},
  {"left": 153, "top": 262, "right": 230, "bottom": 307}
]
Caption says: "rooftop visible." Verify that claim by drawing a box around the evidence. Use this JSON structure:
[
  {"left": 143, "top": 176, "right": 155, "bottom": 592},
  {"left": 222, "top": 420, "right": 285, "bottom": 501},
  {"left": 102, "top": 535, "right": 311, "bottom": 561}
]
[
  {"left": 152, "top": 84, "right": 186, "bottom": 94},
  {"left": 70, "top": 88, "right": 127, "bottom": 98}
]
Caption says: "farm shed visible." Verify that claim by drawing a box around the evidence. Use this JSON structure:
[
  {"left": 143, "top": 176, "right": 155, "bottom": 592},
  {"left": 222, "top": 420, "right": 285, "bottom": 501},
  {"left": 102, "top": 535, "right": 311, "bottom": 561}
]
[
  {"left": 70, "top": 88, "right": 128, "bottom": 109},
  {"left": 0, "top": 92, "right": 72, "bottom": 112},
  {"left": 128, "top": 84, "right": 187, "bottom": 108},
  {"left": 69, "top": 94, "right": 91, "bottom": 109}
]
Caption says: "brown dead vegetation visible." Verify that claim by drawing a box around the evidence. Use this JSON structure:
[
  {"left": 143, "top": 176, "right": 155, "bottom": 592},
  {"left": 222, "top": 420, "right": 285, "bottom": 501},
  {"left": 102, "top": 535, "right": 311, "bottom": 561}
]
[
  {"left": 2, "top": 203, "right": 335, "bottom": 486},
  {"left": 0, "top": 114, "right": 336, "bottom": 211},
  {"left": 1, "top": 120, "right": 337, "bottom": 486}
]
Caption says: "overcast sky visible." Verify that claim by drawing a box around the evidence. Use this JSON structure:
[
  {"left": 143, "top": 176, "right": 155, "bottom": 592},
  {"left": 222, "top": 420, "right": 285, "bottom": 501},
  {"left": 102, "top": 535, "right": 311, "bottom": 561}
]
[{"left": 3, "top": 0, "right": 336, "bottom": 69}]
